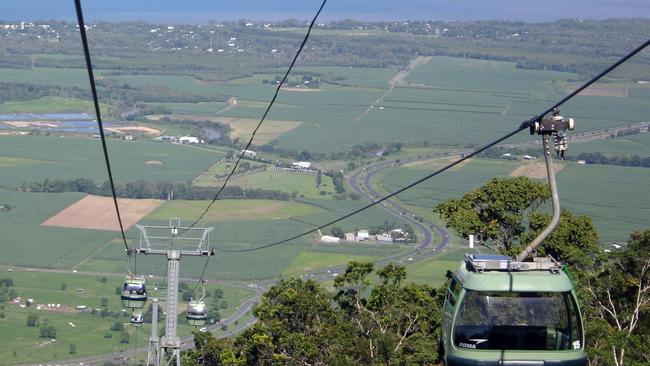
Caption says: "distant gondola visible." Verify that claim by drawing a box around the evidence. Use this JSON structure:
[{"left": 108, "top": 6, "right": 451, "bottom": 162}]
[
  {"left": 131, "top": 313, "right": 144, "bottom": 327},
  {"left": 186, "top": 300, "right": 207, "bottom": 326},
  {"left": 121, "top": 275, "right": 148, "bottom": 309}
]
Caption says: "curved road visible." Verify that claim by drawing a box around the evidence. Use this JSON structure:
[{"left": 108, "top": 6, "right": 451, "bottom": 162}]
[{"left": 348, "top": 151, "right": 471, "bottom": 253}]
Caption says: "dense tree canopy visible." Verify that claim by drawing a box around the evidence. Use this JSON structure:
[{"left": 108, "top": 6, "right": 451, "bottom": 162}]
[
  {"left": 183, "top": 262, "right": 443, "bottom": 365},
  {"left": 582, "top": 230, "right": 650, "bottom": 366},
  {"left": 434, "top": 176, "right": 549, "bottom": 254}
]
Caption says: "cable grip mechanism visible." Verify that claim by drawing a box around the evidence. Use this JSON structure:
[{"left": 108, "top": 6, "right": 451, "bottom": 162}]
[{"left": 529, "top": 108, "right": 575, "bottom": 160}]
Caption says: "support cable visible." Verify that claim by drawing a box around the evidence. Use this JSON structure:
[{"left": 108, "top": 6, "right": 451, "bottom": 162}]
[
  {"left": 186, "top": 0, "right": 328, "bottom": 289},
  {"left": 187, "top": 0, "right": 328, "bottom": 229},
  {"left": 74, "top": 0, "right": 130, "bottom": 254},
  {"left": 217, "top": 39, "right": 650, "bottom": 253}
]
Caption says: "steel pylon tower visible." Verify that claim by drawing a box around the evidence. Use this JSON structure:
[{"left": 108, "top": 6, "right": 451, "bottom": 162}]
[
  {"left": 146, "top": 298, "right": 160, "bottom": 366},
  {"left": 136, "top": 218, "right": 214, "bottom": 366}
]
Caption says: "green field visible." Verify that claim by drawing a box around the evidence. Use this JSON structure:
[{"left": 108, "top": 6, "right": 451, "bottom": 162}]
[
  {"left": 0, "top": 96, "right": 104, "bottom": 114},
  {"left": 571, "top": 132, "right": 650, "bottom": 156},
  {"left": 0, "top": 135, "right": 223, "bottom": 186},
  {"left": 0, "top": 268, "right": 255, "bottom": 365},
  {"left": 146, "top": 199, "right": 324, "bottom": 222},
  {"left": 205, "top": 169, "right": 336, "bottom": 199},
  {"left": 0, "top": 67, "right": 96, "bottom": 88},
  {"left": 0, "top": 188, "right": 116, "bottom": 269},
  {"left": 375, "top": 157, "right": 650, "bottom": 242},
  {"left": 376, "top": 158, "right": 520, "bottom": 209},
  {"left": 557, "top": 162, "right": 650, "bottom": 241}
]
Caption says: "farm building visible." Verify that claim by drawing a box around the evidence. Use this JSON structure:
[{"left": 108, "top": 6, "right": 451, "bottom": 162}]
[
  {"left": 357, "top": 230, "right": 369, "bottom": 241},
  {"left": 321, "top": 235, "right": 340, "bottom": 244},
  {"left": 391, "top": 228, "right": 409, "bottom": 242},
  {"left": 345, "top": 232, "right": 356, "bottom": 241},
  {"left": 292, "top": 161, "right": 311, "bottom": 169},
  {"left": 376, "top": 233, "right": 393, "bottom": 243},
  {"left": 241, "top": 149, "right": 257, "bottom": 158},
  {"left": 179, "top": 136, "right": 200, "bottom": 144},
  {"left": 154, "top": 135, "right": 176, "bottom": 142}
]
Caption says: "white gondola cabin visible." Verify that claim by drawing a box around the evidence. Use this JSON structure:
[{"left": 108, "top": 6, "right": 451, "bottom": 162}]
[
  {"left": 121, "top": 276, "right": 147, "bottom": 309},
  {"left": 131, "top": 313, "right": 144, "bottom": 327},
  {"left": 186, "top": 300, "right": 207, "bottom": 326}
]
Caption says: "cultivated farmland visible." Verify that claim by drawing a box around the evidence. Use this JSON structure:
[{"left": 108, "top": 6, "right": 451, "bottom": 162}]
[{"left": 0, "top": 135, "right": 223, "bottom": 186}]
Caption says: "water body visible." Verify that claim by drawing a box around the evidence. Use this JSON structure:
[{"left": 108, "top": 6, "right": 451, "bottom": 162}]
[
  {"left": 32, "top": 113, "right": 92, "bottom": 120},
  {"left": 3, "top": 0, "right": 650, "bottom": 23},
  {"left": 0, "top": 113, "right": 93, "bottom": 121},
  {"left": 0, "top": 114, "right": 114, "bottom": 133},
  {"left": 0, "top": 114, "right": 31, "bottom": 121}
]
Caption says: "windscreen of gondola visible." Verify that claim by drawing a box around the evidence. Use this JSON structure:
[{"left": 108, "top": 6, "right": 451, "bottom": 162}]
[{"left": 454, "top": 291, "right": 582, "bottom": 350}]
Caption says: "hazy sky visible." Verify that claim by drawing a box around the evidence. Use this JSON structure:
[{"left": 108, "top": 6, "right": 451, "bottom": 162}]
[{"left": 3, "top": 0, "right": 650, "bottom": 23}]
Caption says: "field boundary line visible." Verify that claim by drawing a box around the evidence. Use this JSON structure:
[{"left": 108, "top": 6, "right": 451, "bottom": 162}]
[
  {"left": 353, "top": 56, "right": 432, "bottom": 123},
  {"left": 70, "top": 237, "right": 118, "bottom": 271}
]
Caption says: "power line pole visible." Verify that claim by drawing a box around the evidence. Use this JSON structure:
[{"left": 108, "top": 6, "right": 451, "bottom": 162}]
[{"left": 136, "top": 219, "right": 214, "bottom": 366}]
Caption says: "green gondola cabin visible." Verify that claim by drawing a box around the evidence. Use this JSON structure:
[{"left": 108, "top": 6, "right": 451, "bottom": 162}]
[{"left": 440, "top": 254, "right": 586, "bottom": 366}]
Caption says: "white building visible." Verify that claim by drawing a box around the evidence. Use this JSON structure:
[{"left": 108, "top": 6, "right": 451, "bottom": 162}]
[
  {"left": 292, "top": 161, "right": 311, "bottom": 169},
  {"left": 344, "top": 233, "right": 356, "bottom": 241},
  {"left": 376, "top": 233, "right": 393, "bottom": 243},
  {"left": 179, "top": 136, "right": 200, "bottom": 144},
  {"left": 321, "top": 235, "right": 340, "bottom": 244},
  {"left": 357, "top": 230, "right": 369, "bottom": 241},
  {"left": 241, "top": 149, "right": 257, "bottom": 158},
  {"left": 391, "top": 228, "right": 409, "bottom": 242}
]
